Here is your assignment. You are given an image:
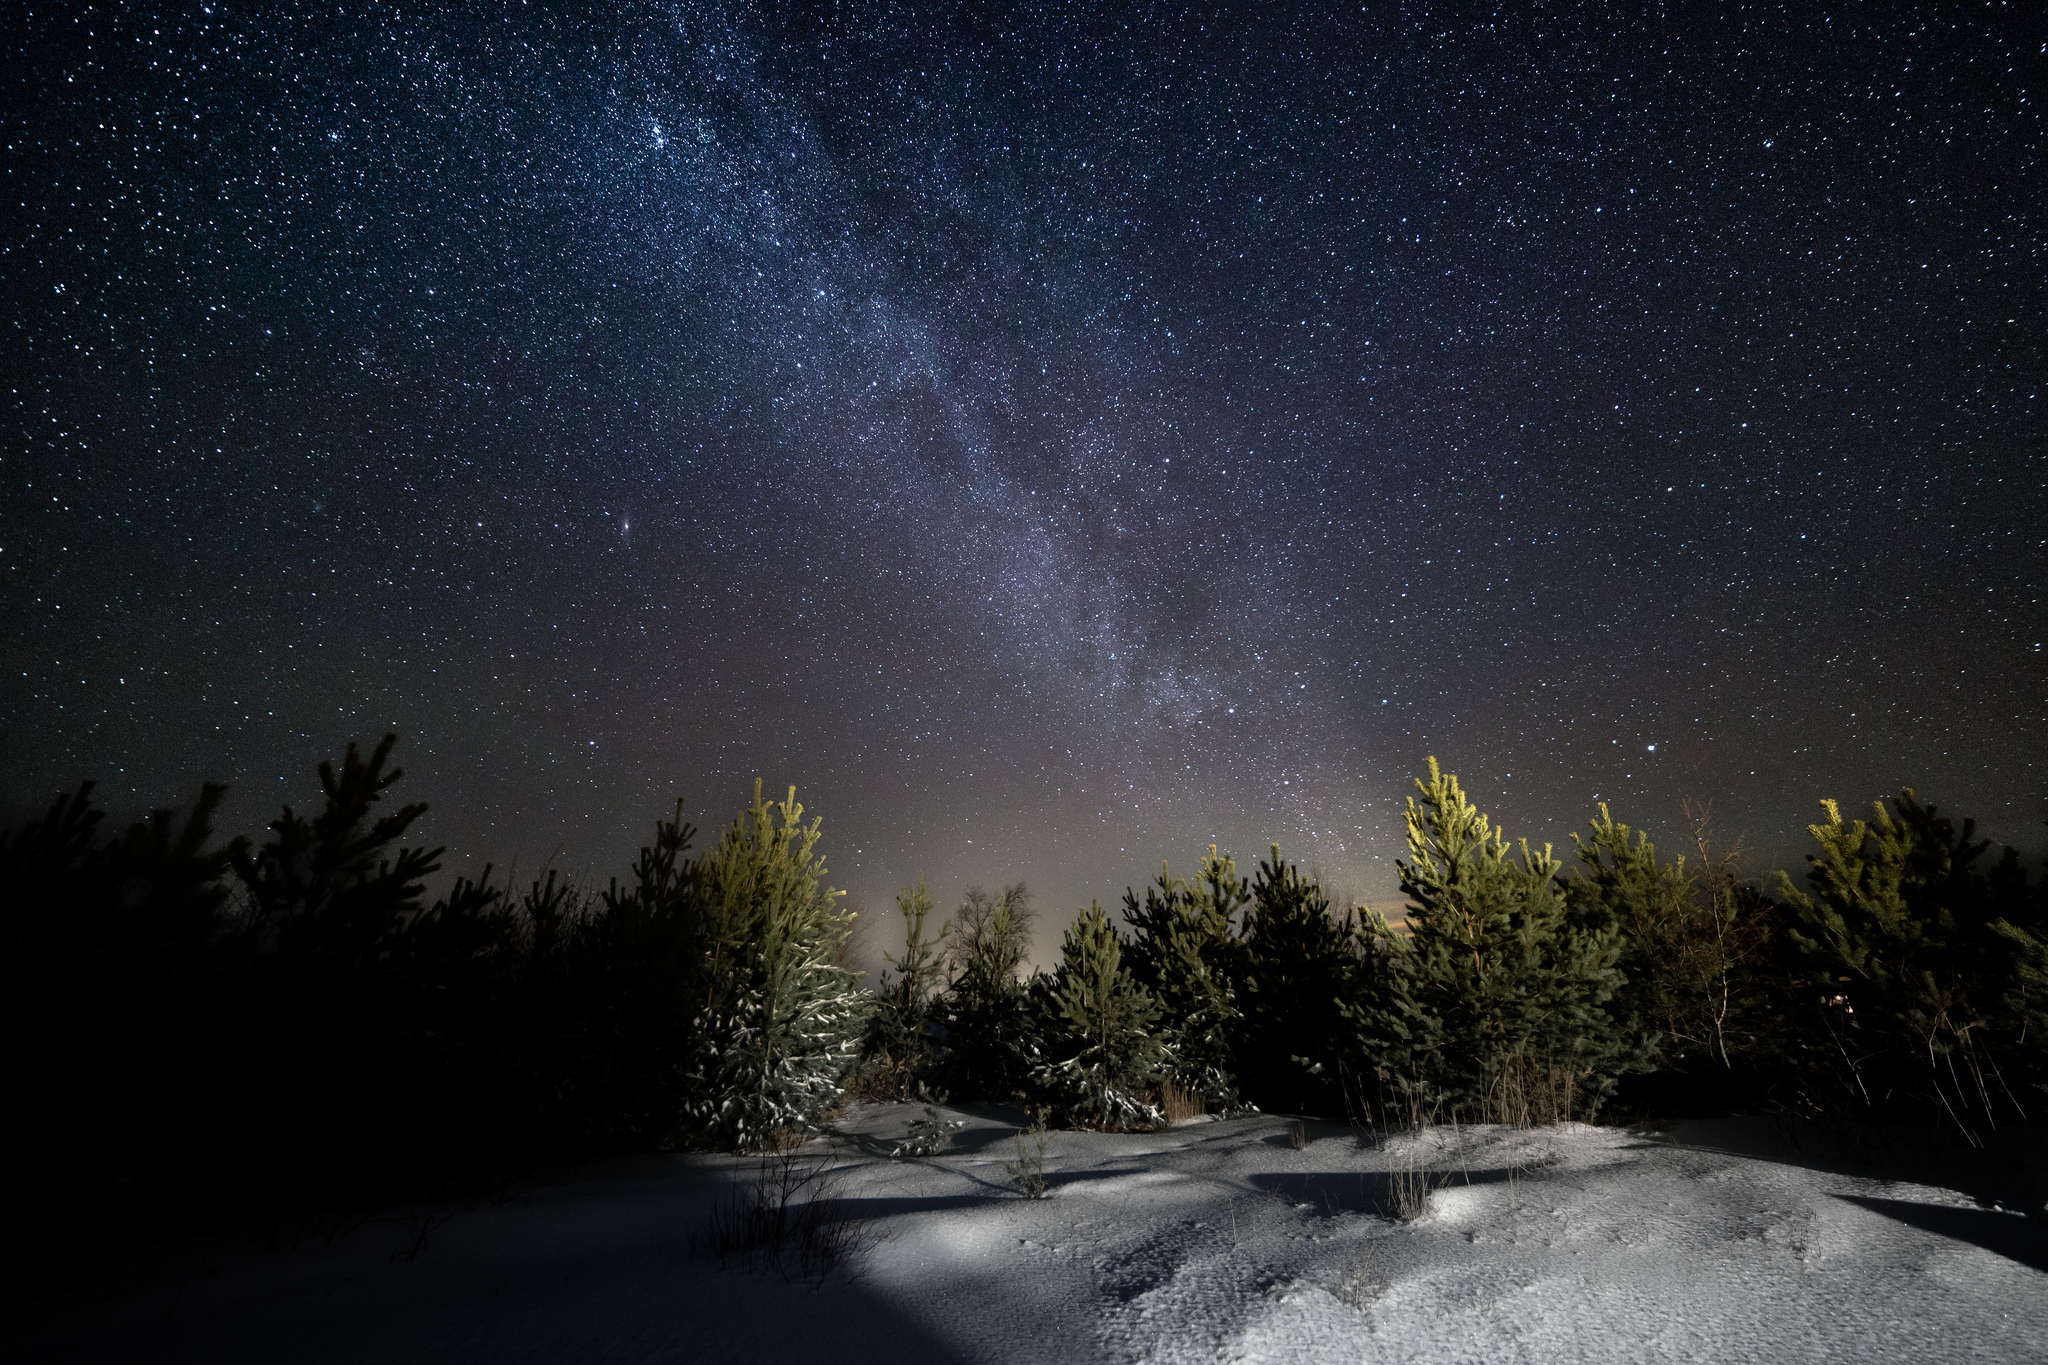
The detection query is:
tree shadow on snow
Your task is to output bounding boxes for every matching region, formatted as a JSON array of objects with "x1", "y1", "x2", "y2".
[
  {"x1": 823, "y1": 1102, "x2": 1032, "y2": 1160},
  {"x1": 1838, "y1": 1195, "x2": 2048, "y2": 1273},
  {"x1": 1631, "y1": 1116, "x2": 2048, "y2": 1225},
  {"x1": 1255, "y1": 1118, "x2": 1357, "y2": 1148},
  {"x1": 1248, "y1": 1168, "x2": 1524, "y2": 1218},
  {"x1": 9, "y1": 1170, "x2": 984, "y2": 1365},
  {"x1": 937, "y1": 1103, "x2": 1036, "y2": 1155}
]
